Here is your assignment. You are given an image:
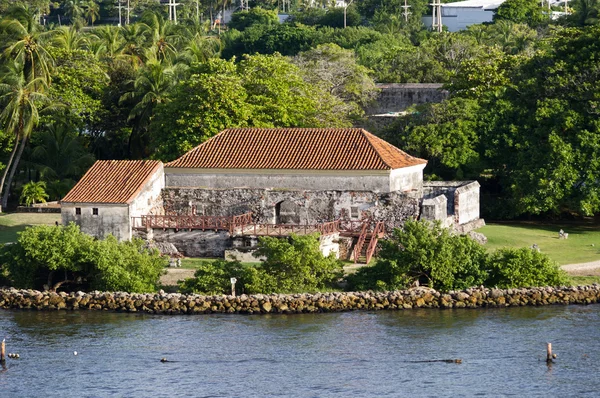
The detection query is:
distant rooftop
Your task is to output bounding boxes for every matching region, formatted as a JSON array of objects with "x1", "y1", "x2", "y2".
[{"x1": 62, "y1": 160, "x2": 162, "y2": 204}]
